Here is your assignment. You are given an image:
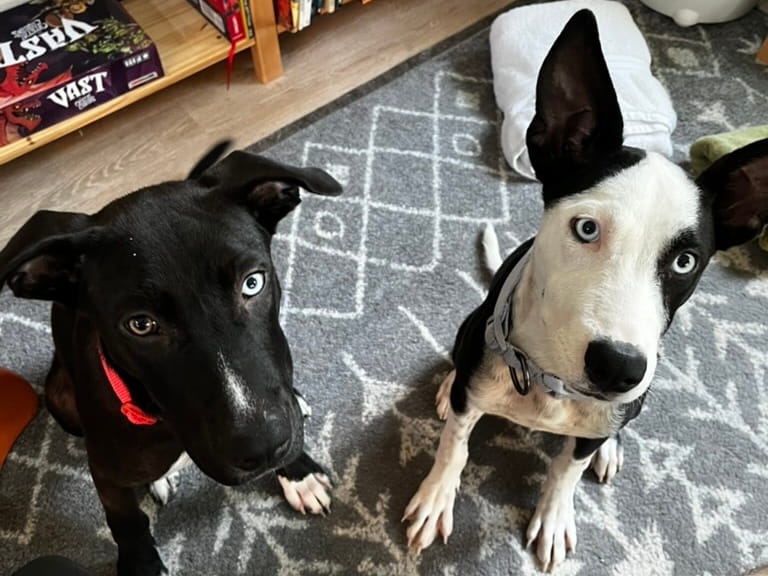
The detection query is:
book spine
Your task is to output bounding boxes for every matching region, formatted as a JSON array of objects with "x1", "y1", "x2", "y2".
[
  {"x1": 275, "y1": 0, "x2": 291, "y2": 31},
  {"x1": 290, "y1": 0, "x2": 300, "y2": 31},
  {"x1": 299, "y1": 0, "x2": 311, "y2": 29},
  {"x1": 239, "y1": 0, "x2": 254, "y2": 38}
]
